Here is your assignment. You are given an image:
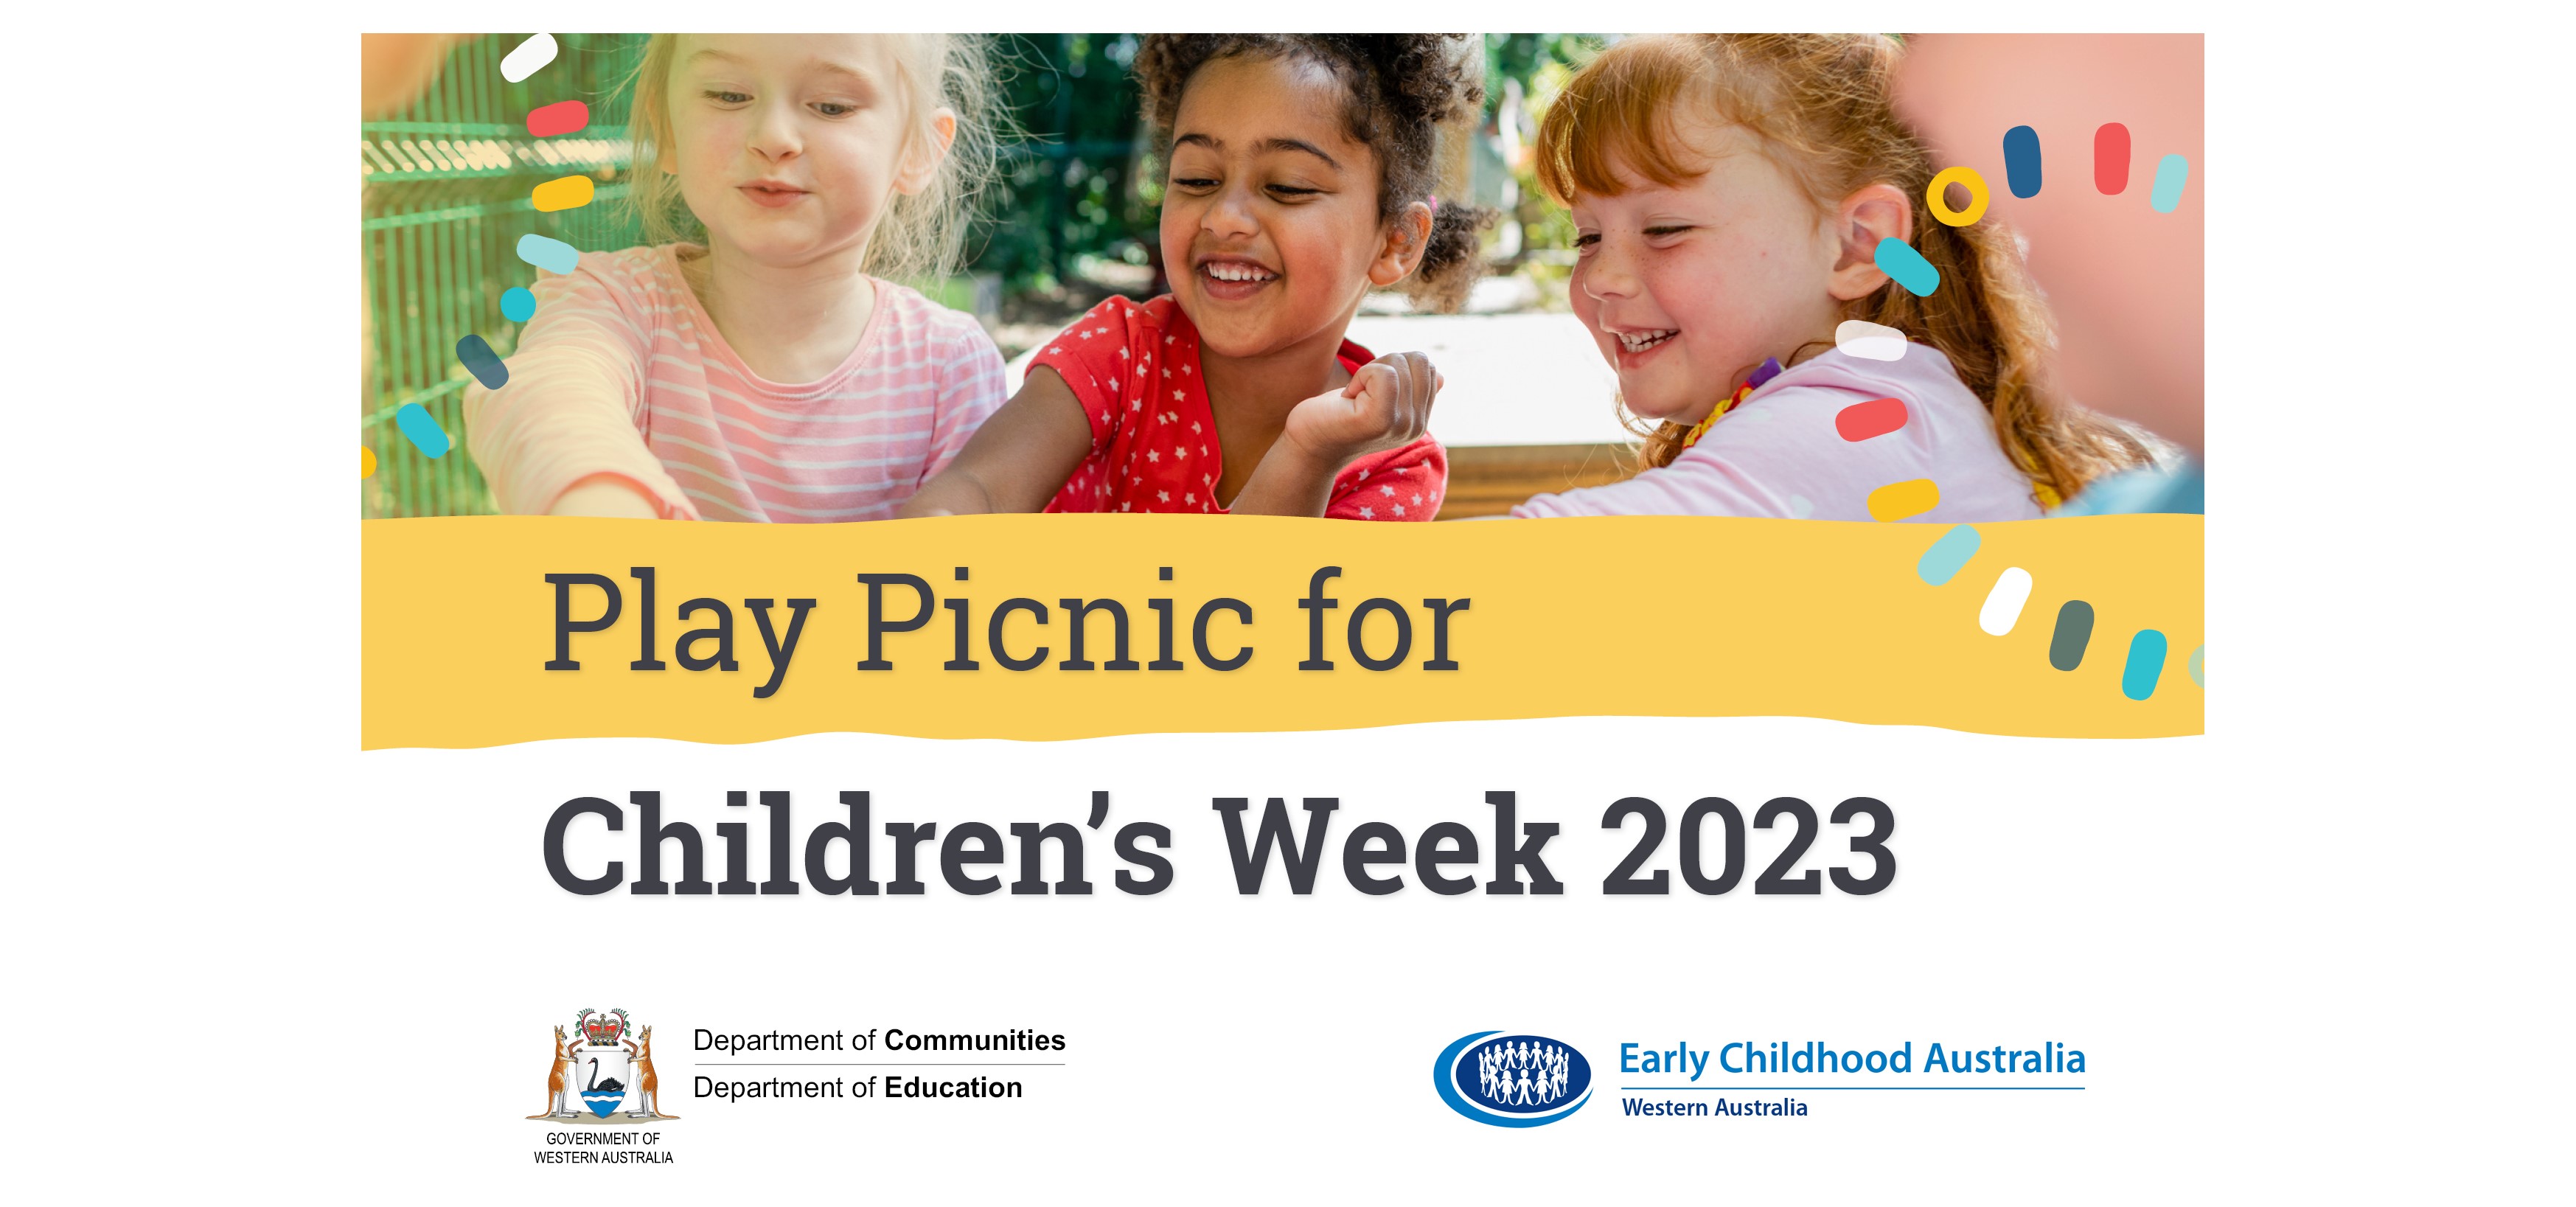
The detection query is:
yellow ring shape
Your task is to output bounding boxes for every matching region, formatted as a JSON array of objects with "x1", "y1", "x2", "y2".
[{"x1": 1926, "y1": 166, "x2": 1990, "y2": 227}]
